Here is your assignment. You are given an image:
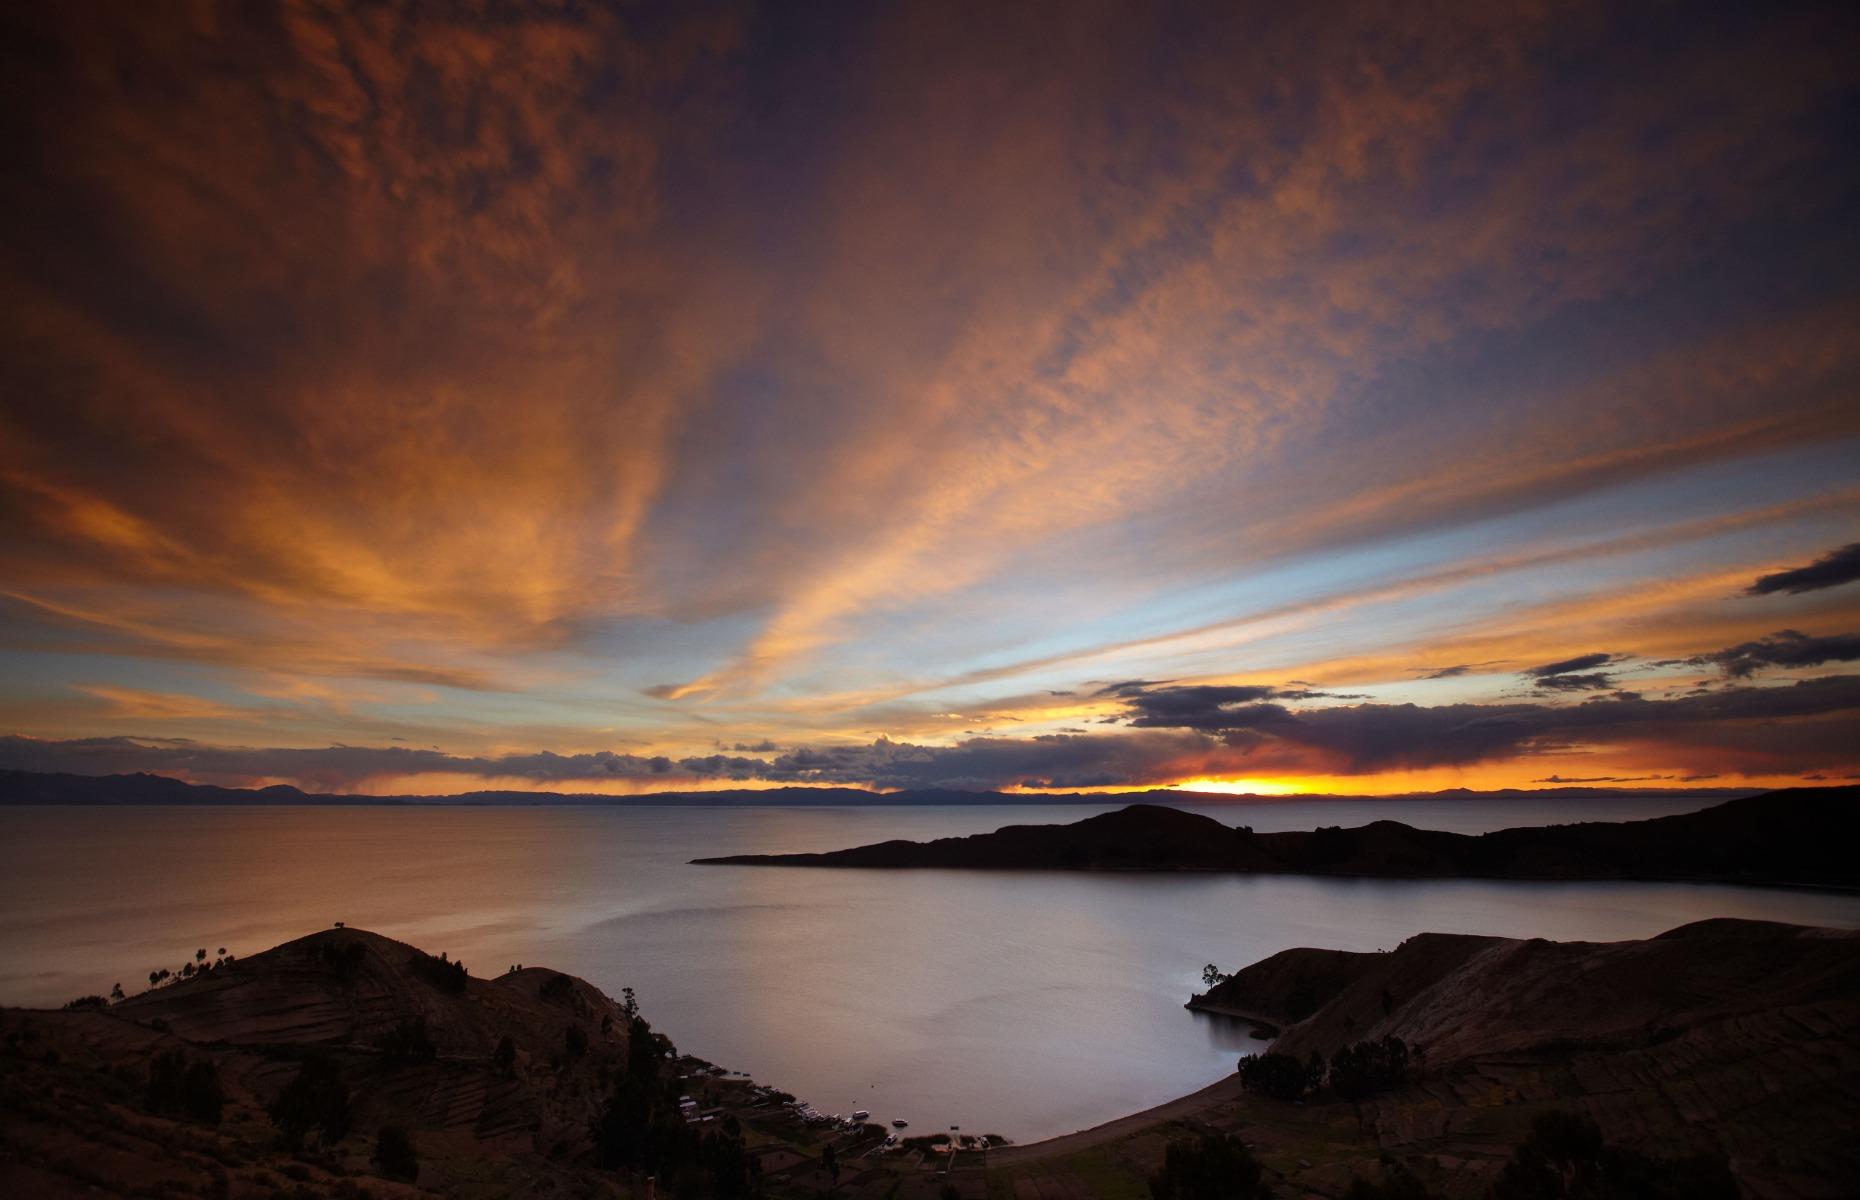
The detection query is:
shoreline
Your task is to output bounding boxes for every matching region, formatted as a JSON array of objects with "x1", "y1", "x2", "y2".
[
  {"x1": 991, "y1": 1070, "x2": 1247, "y2": 1163},
  {"x1": 1183, "y1": 999, "x2": 1281, "y2": 1038}
]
